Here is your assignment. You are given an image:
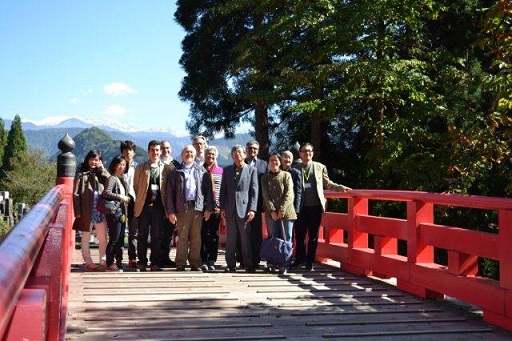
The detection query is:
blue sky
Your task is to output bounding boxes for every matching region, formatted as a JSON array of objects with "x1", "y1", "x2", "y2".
[{"x1": 0, "y1": 1, "x2": 191, "y2": 135}]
